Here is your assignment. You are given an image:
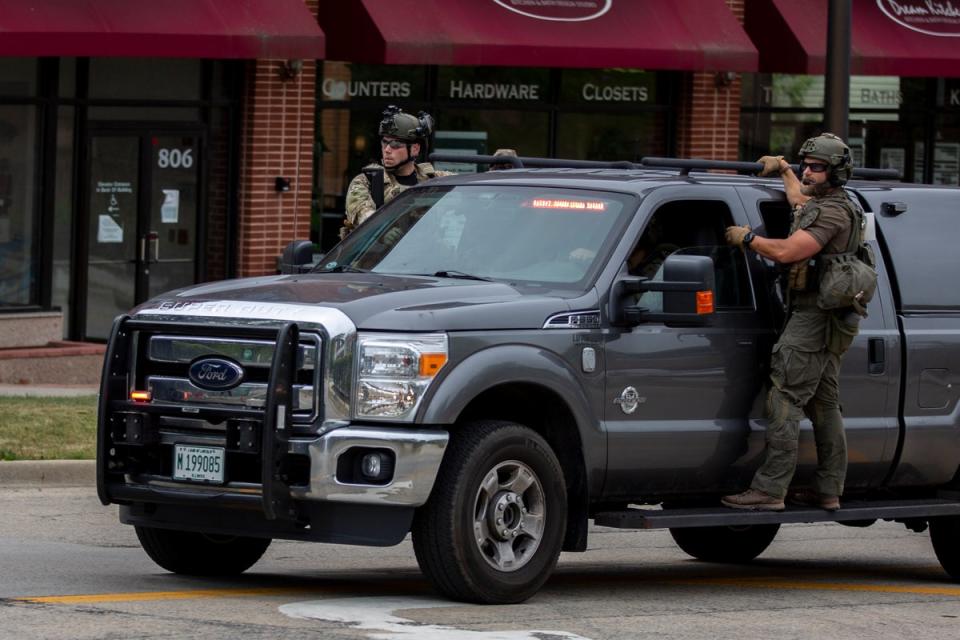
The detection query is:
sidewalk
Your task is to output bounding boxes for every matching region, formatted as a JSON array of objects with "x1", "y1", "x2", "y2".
[
  {"x1": 0, "y1": 384, "x2": 98, "y2": 487},
  {"x1": 0, "y1": 383, "x2": 99, "y2": 397}
]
